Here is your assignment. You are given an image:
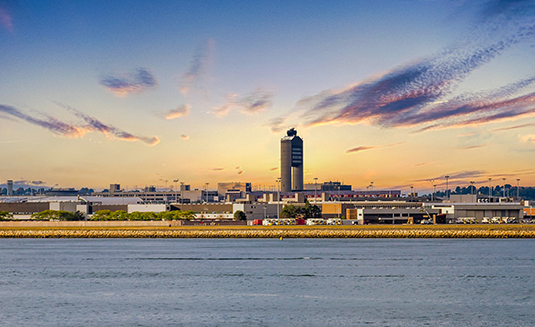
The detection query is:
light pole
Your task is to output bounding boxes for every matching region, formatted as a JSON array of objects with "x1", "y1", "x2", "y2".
[
  {"x1": 174, "y1": 179, "x2": 179, "y2": 203},
  {"x1": 314, "y1": 177, "x2": 318, "y2": 204},
  {"x1": 470, "y1": 181, "x2": 475, "y2": 196},
  {"x1": 502, "y1": 178, "x2": 506, "y2": 198},
  {"x1": 180, "y1": 182, "x2": 185, "y2": 204},
  {"x1": 410, "y1": 186, "x2": 414, "y2": 200},
  {"x1": 433, "y1": 184, "x2": 437, "y2": 202},
  {"x1": 263, "y1": 205, "x2": 267, "y2": 219},
  {"x1": 370, "y1": 182, "x2": 374, "y2": 192},
  {"x1": 517, "y1": 179, "x2": 520, "y2": 200},
  {"x1": 204, "y1": 183, "x2": 209, "y2": 203},
  {"x1": 430, "y1": 179, "x2": 434, "y2": 201},
  {"x1": 488, "y1": 178, "x2": 492, "y2": 198},
  {"x1": 445, "y1": 175, "x2": 450, "y2": 200},
  {"x1": 276, "y1": 177, "x2": 281, "y2": 219}
]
